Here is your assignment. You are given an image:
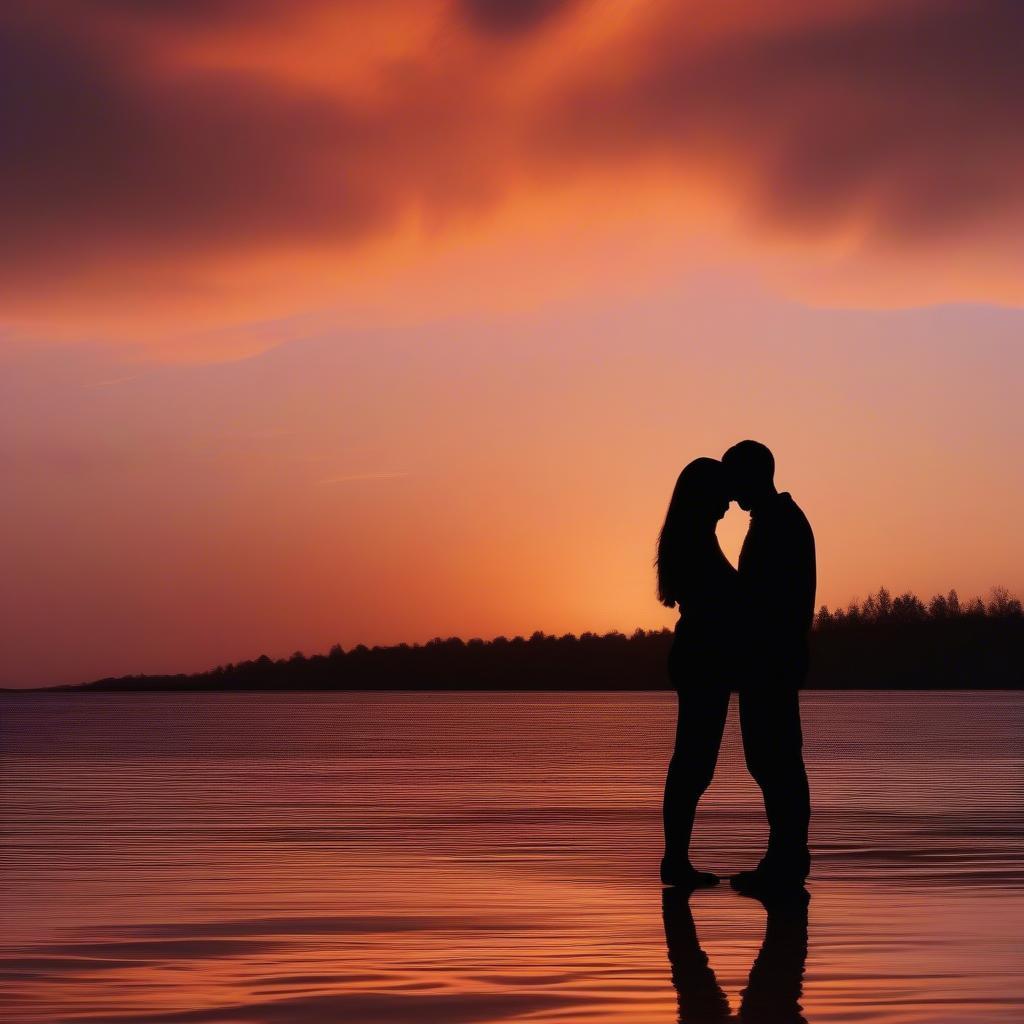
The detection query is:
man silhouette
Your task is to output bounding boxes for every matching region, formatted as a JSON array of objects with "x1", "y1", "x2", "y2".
[{"x1": 722, "y1": 440, "x2": 814, "y2": 890}]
